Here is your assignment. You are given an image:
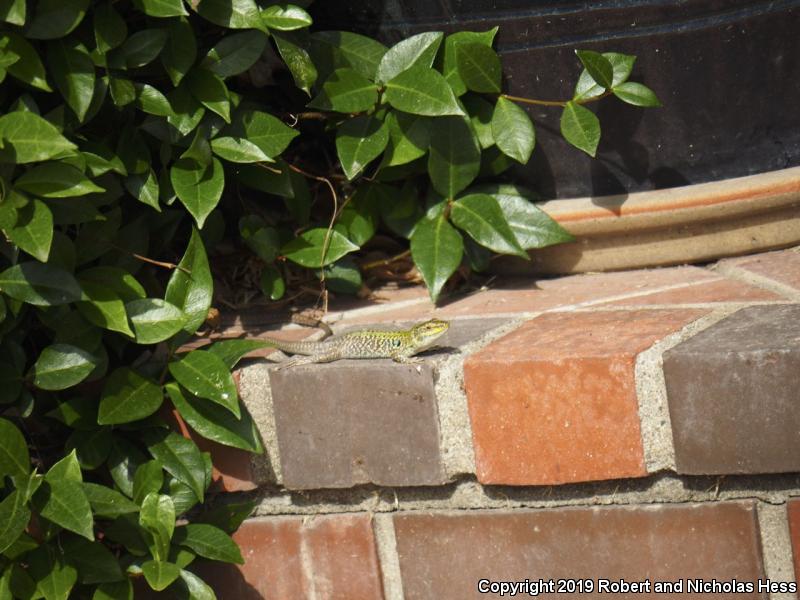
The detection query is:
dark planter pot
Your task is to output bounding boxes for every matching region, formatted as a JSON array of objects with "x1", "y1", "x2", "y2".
[{"x1": 311, "y1": 0, "x2": 800, "y2": 200}]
